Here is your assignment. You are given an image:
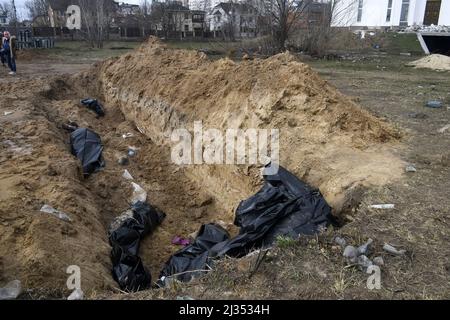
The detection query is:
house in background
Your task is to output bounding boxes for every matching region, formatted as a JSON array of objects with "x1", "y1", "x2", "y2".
[
  {"x1": 0, "y1": 10, "x2": 9, "y2": 27},
  {"x1": 191, "y1": 10, "x2": 206, "y2": 37},
  {"x1": 207, "y1": 2, "x2": 258, "y2": 38},
  {"x1": 332, "y1": 0, "x2": 450, "y2": 28},
  {"x1": 117, "y1": 2, "x2": 141, "y2": 15},
  {"x1": 150, "y1": 1, "x2": 199, "y2": 37}
]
